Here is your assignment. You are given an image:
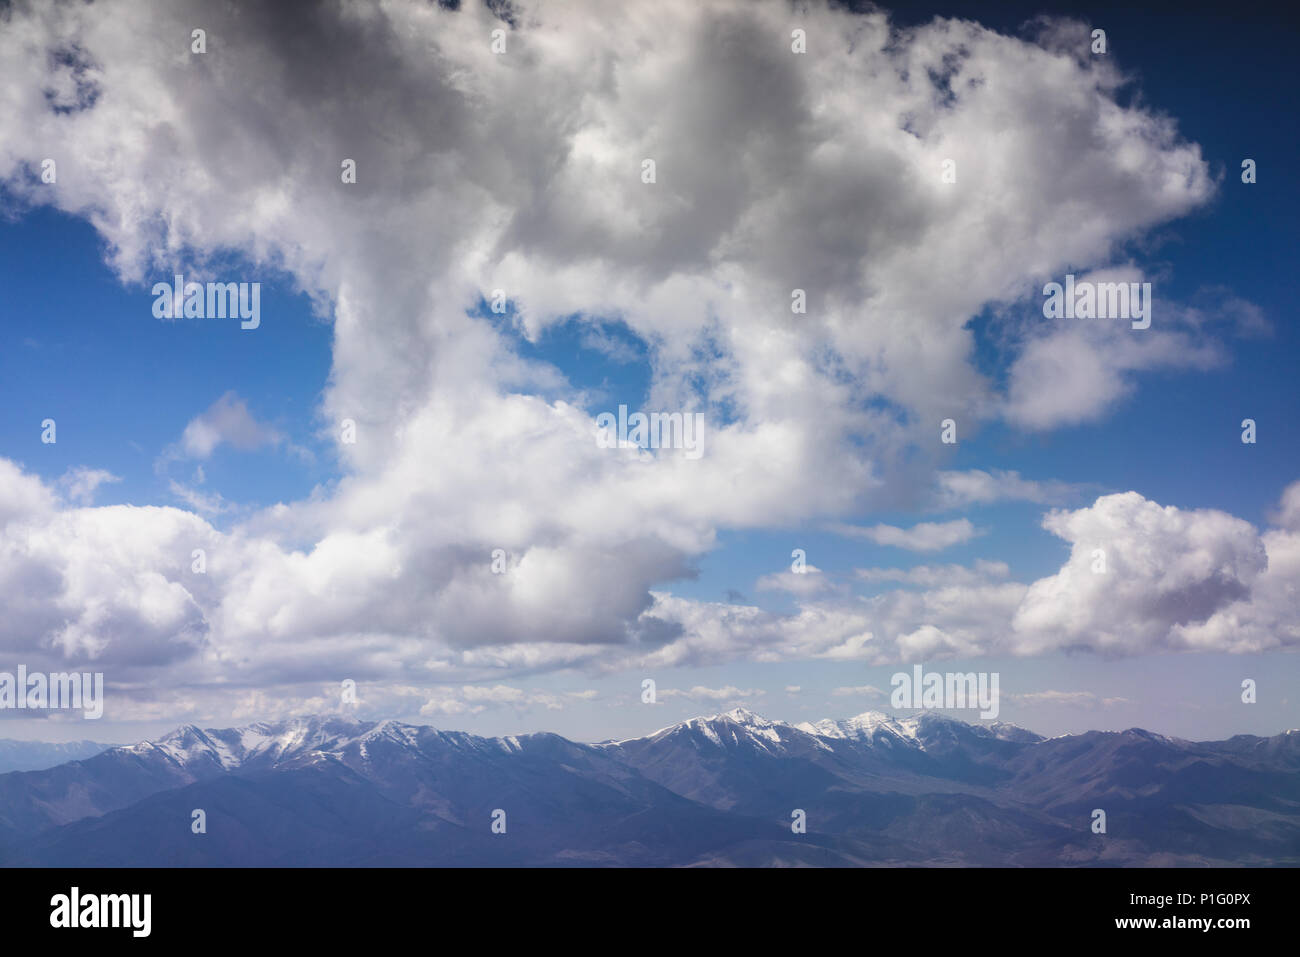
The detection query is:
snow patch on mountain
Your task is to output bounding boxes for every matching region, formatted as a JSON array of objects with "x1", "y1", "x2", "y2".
[{"x1": 117, "y1": 708, "x2": 1050, "y2": 772}]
